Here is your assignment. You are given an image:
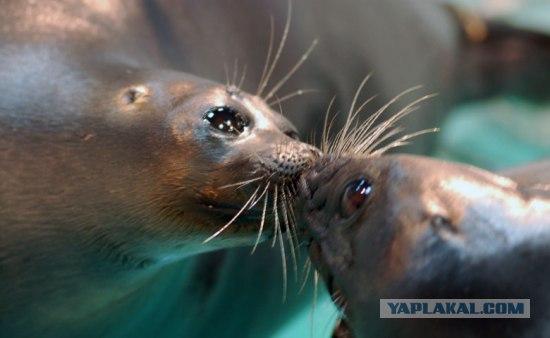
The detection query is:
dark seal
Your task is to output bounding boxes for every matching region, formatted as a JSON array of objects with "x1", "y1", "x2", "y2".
[{"x1": 301, "y1": 155, "x2": 550, "y2": 338}]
